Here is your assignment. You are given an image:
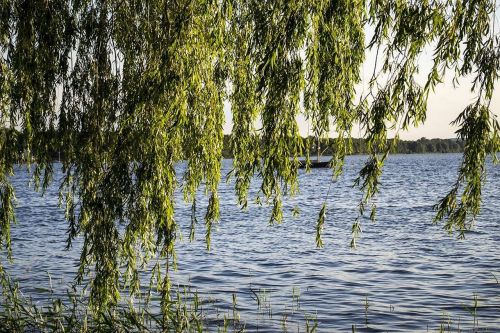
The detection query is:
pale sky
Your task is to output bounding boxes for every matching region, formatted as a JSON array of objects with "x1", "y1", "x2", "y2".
[
  {"x1": 223, "y1": 33, "x2": 500, "y2": 141},
  {"x1": 223, "y1": 74, "x2": 500, "y2": 141}
]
